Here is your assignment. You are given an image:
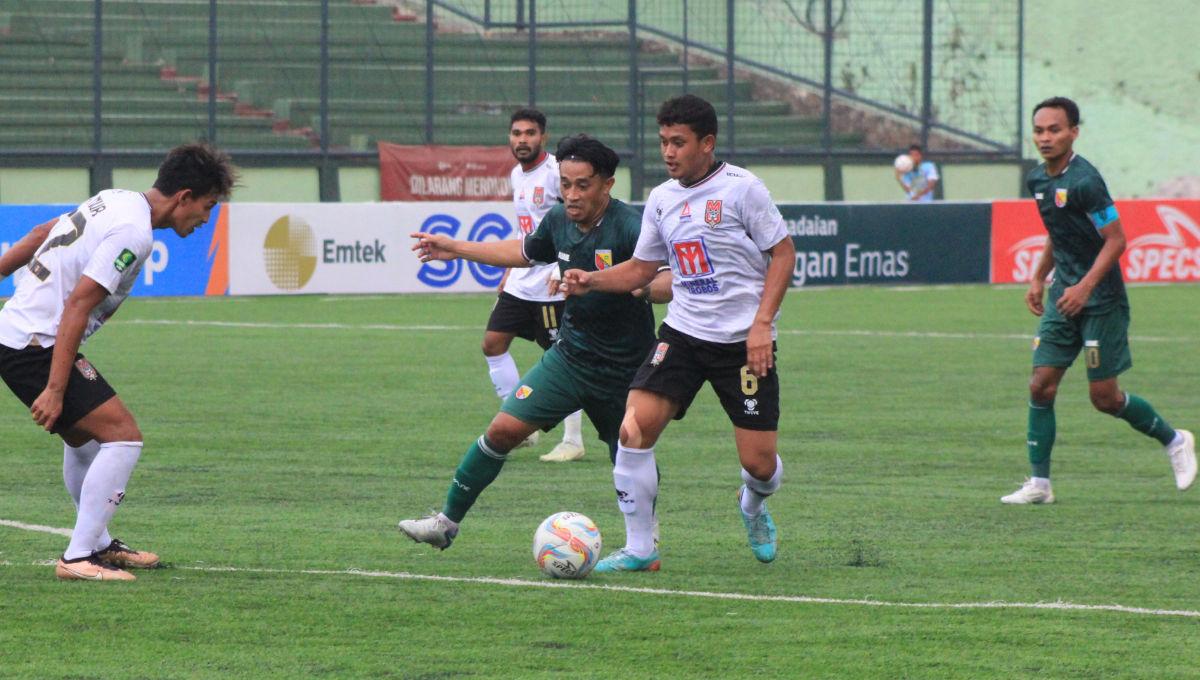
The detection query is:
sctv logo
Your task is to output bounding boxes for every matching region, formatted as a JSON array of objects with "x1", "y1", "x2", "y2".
[{"x1": 416, "y1": 212, "x2": 513, "y2": 288}]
